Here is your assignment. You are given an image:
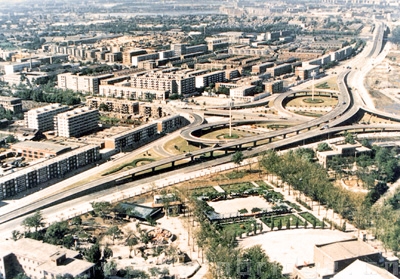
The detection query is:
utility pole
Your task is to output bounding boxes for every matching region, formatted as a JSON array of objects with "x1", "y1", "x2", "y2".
[
  {"x1": 229, "y1": 99, "x2": 234, "y2": 137},
  {"x1": 311, "y1": 71, "x2": 316, "y2": 101}
]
